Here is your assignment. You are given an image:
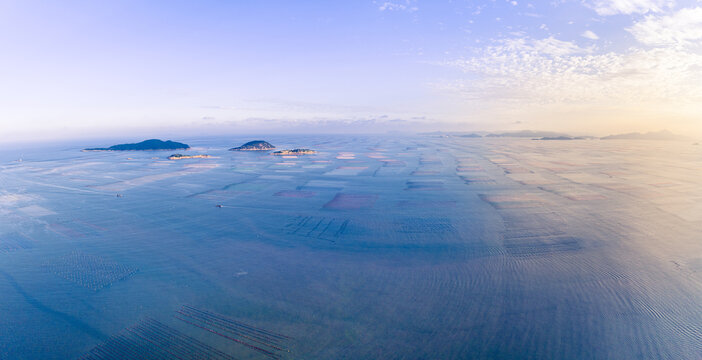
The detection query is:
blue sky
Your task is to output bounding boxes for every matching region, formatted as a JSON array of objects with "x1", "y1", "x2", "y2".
[{"x1": 1, "y1": 0, "x2": 701, "y2": 140}]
